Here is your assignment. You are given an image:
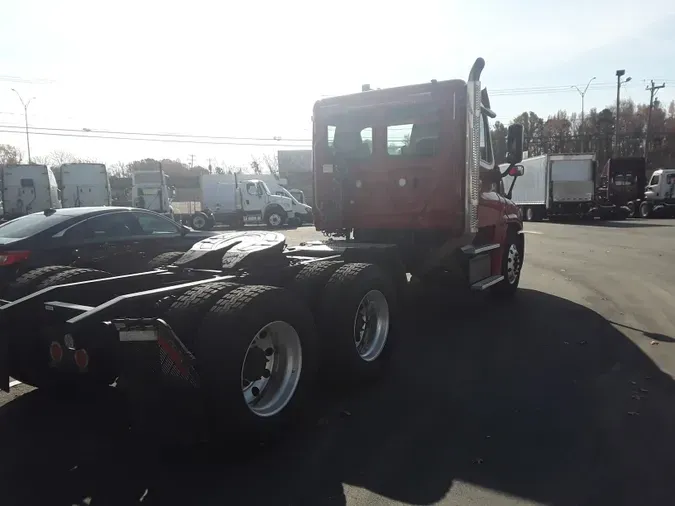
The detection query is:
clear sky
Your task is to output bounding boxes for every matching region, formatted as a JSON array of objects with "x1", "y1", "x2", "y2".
[{"x1": 2, "y1": 0, "x2": 675, "y2": 168}]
